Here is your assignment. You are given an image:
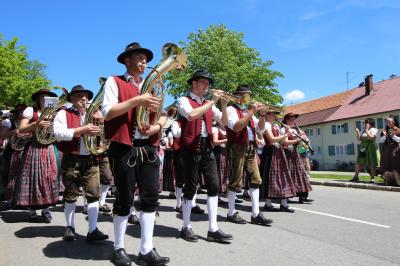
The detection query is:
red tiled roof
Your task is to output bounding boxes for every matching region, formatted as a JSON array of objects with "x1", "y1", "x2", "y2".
[
  {"x1": 285, "y1": 89, "x2": 356, "y2": 115},
  {"x1": 295, "y1": 107, "x2": 340, "y2": 126},
  {"x1": 326, "y1": 77, "x2": 400, "y2": 122}
]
